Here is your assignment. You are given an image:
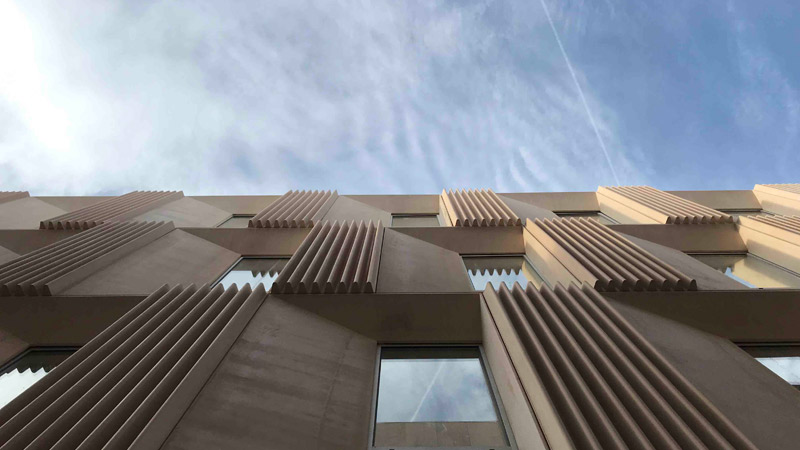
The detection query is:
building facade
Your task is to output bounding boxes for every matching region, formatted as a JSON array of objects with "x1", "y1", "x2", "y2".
[{"x1": 0, "y1": 185, "x2": 798, "y2": 449}]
